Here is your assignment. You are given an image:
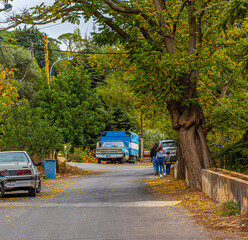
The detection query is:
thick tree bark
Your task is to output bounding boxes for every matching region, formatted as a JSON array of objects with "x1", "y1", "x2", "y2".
[
  {"x1": 177, "y1": 142, "x2": 185, "y2": 180},
  {"x1": 168, "y1": 98, "x2": 210, "y2": 190}
]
